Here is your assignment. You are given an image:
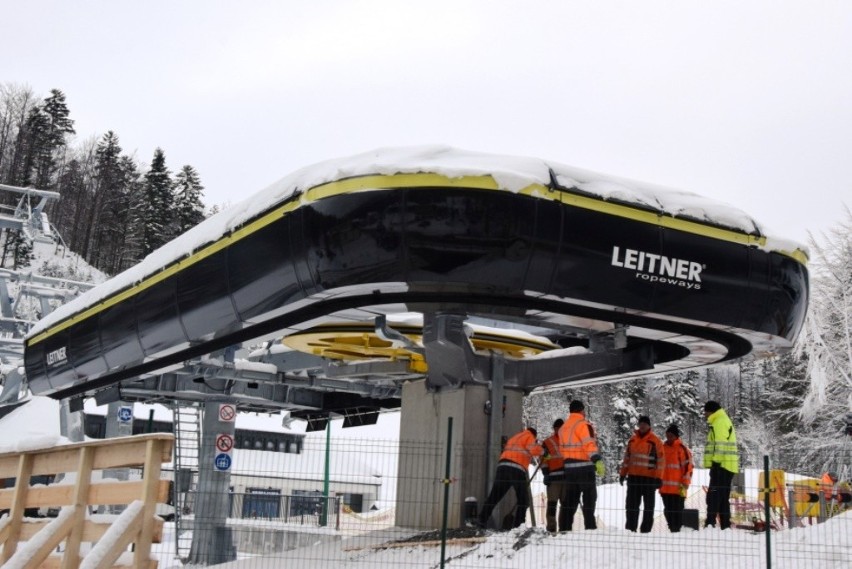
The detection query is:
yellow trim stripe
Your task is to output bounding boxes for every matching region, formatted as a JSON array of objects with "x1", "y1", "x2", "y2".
[{"x1": 27, "y1": 172, "x2": 807, "y2": 346}]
